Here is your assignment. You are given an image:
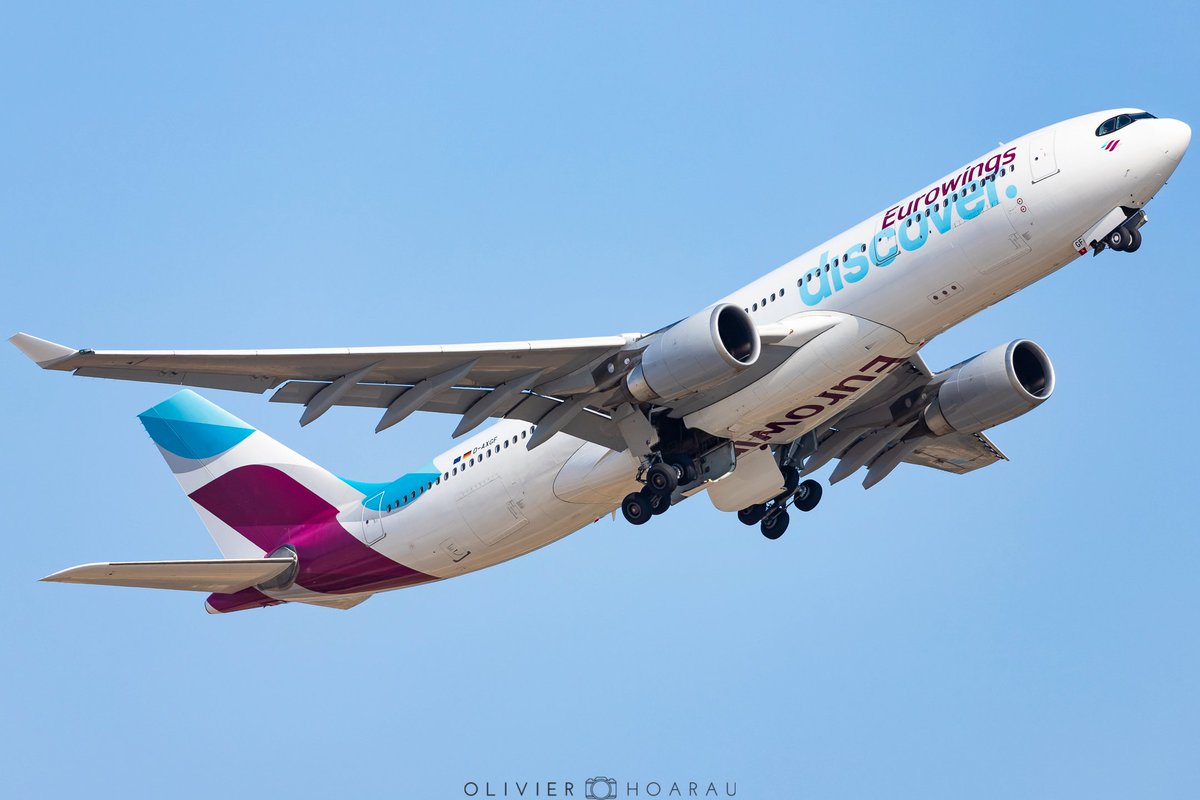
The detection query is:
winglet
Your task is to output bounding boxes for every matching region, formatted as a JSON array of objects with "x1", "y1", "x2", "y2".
[{"x1": 9, "y1": 332, "x2": 78, "y2": 367}]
